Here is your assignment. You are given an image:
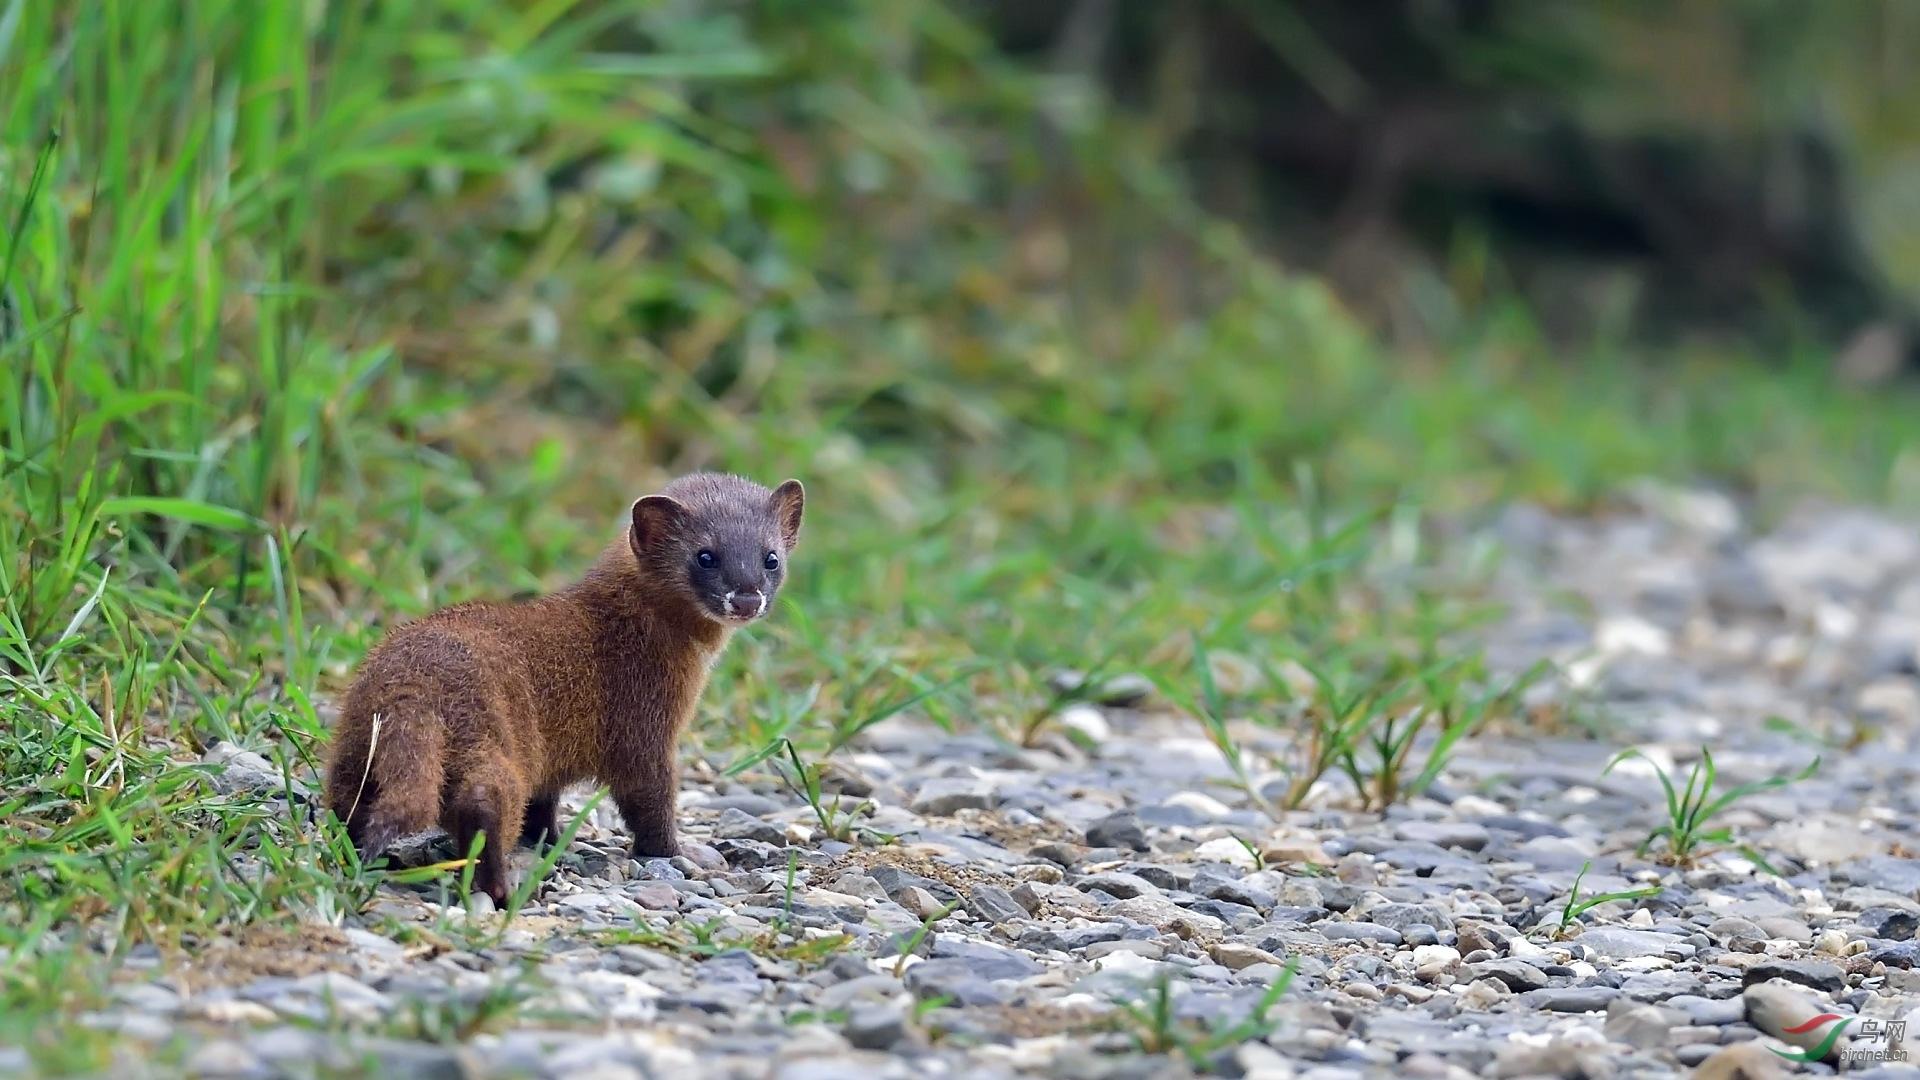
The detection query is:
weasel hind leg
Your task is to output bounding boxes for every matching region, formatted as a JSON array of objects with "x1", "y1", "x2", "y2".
[
  {"x1": 447, "y1": 763, "x2": 527, "y2": 906},
  {"x1": 519, "y1": 792, "x2": 560, "y2": 850}
]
